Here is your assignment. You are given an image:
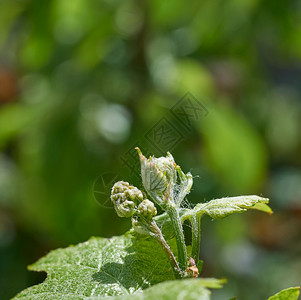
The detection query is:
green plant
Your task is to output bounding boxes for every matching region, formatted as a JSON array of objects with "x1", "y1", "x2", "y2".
[{"x1": 13, "y1": 149, "x2": 300, "y2": 300}]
